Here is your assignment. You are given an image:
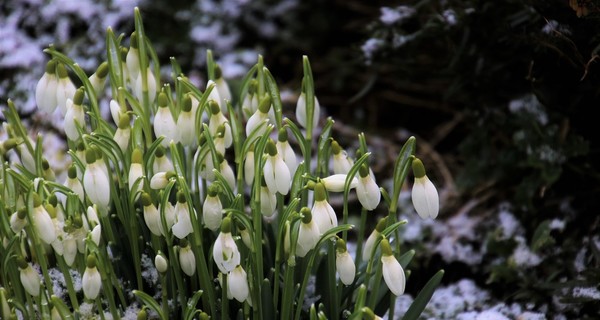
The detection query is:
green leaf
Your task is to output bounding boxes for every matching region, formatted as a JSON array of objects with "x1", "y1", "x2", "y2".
[
  {"x1": 402, "y1": 270, "x2": 444, "y2": 320},
  {"x1": 134, "y1": 289, "x2": 166, "y2": 320}
]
